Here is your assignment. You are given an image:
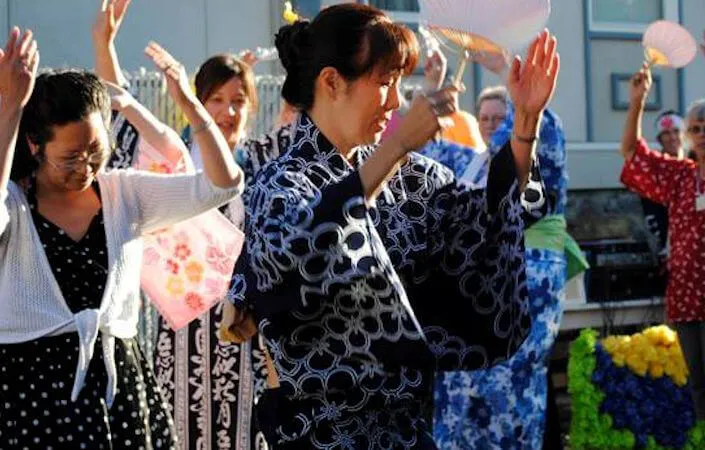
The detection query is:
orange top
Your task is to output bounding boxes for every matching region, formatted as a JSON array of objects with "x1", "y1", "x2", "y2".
[{"x1": 440, "y1": 110, "x2": 485, "y2": 150}]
